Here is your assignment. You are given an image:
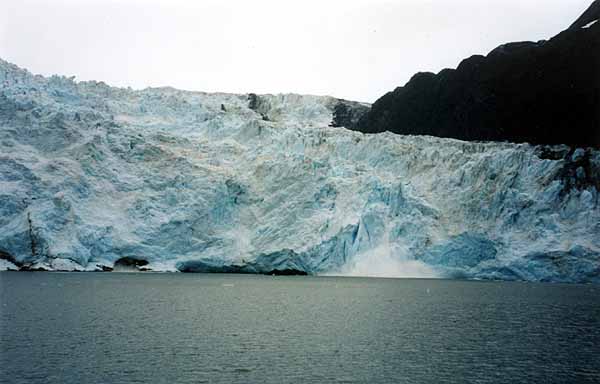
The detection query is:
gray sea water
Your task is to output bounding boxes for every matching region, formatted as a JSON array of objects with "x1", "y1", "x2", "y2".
[{"x1": 1, "y1": 273, "x2": 599, "y2": 384}]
